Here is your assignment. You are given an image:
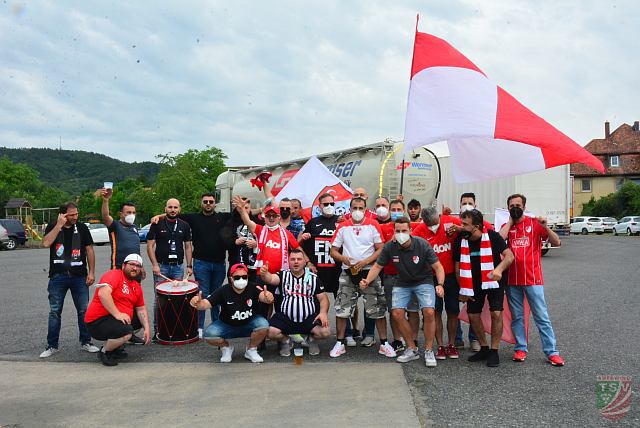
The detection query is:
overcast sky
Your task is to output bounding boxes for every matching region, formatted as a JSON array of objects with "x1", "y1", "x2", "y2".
[{"x1": 1, "y1": 0, "x2": 637, "y2": 167}]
